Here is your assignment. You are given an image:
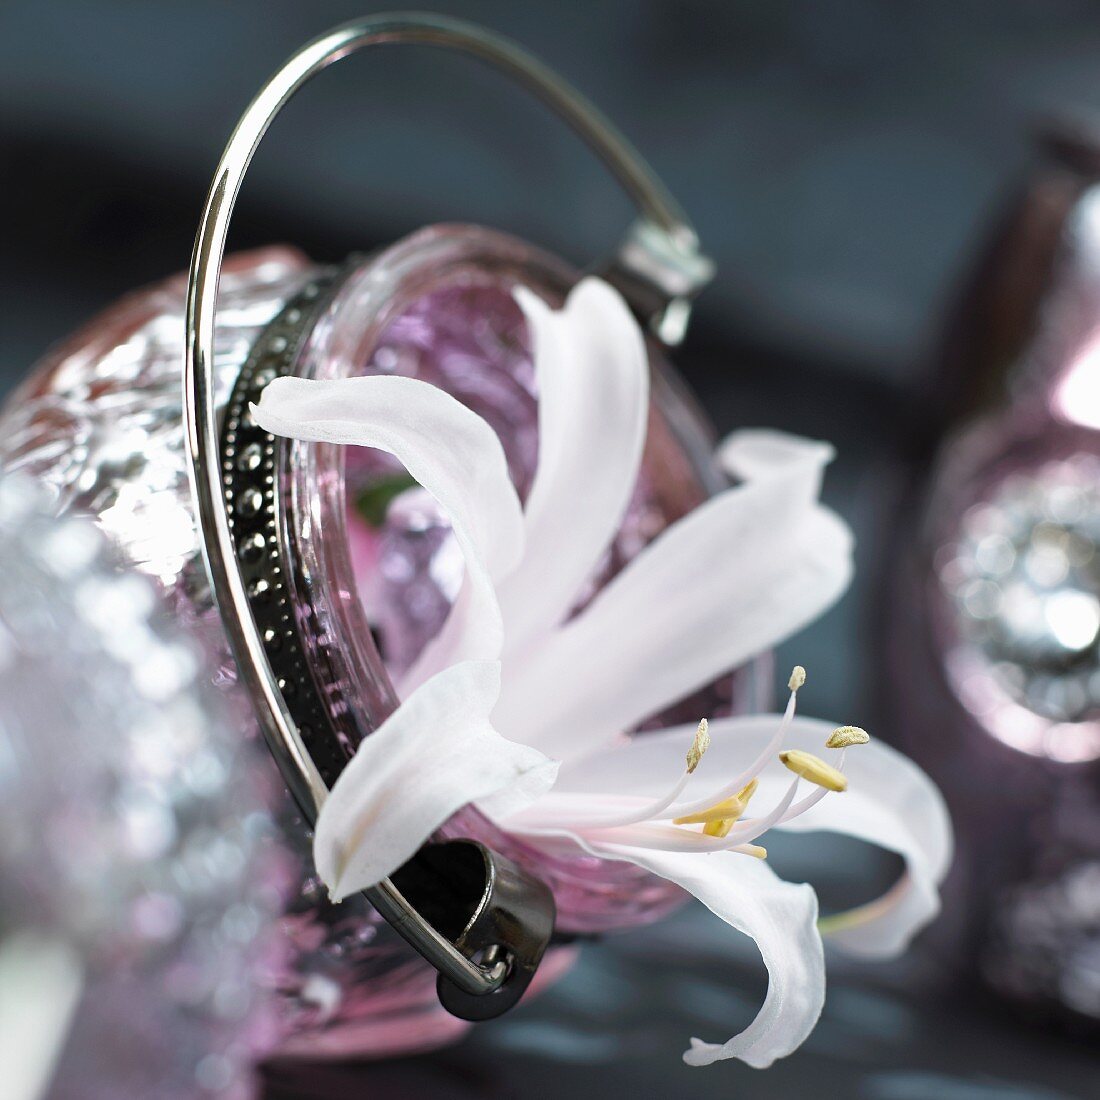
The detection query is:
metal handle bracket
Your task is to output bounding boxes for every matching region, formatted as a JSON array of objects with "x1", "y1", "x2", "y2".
[{"x1": 184, "y1": 11, "x2": 708, "y2": 1014}]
